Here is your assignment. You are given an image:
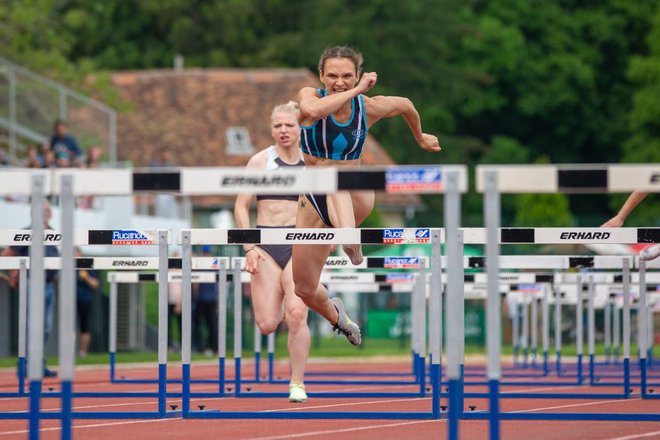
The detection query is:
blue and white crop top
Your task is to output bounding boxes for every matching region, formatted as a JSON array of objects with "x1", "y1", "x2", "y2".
[
  {"x1": 300, "y1": 89, "x2": 368, "y2": 161},
  {"x1": 255, "y1": 146, "x2": 304, "y2": 202}
]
